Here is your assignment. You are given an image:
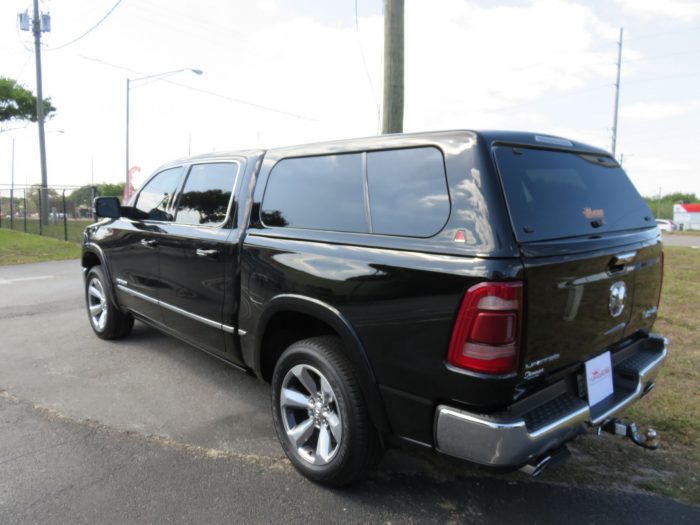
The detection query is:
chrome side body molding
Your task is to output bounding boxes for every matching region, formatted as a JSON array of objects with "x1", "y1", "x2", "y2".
[{"x1": 116, "y1": 284, "x2": 244, "y2": 335}]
